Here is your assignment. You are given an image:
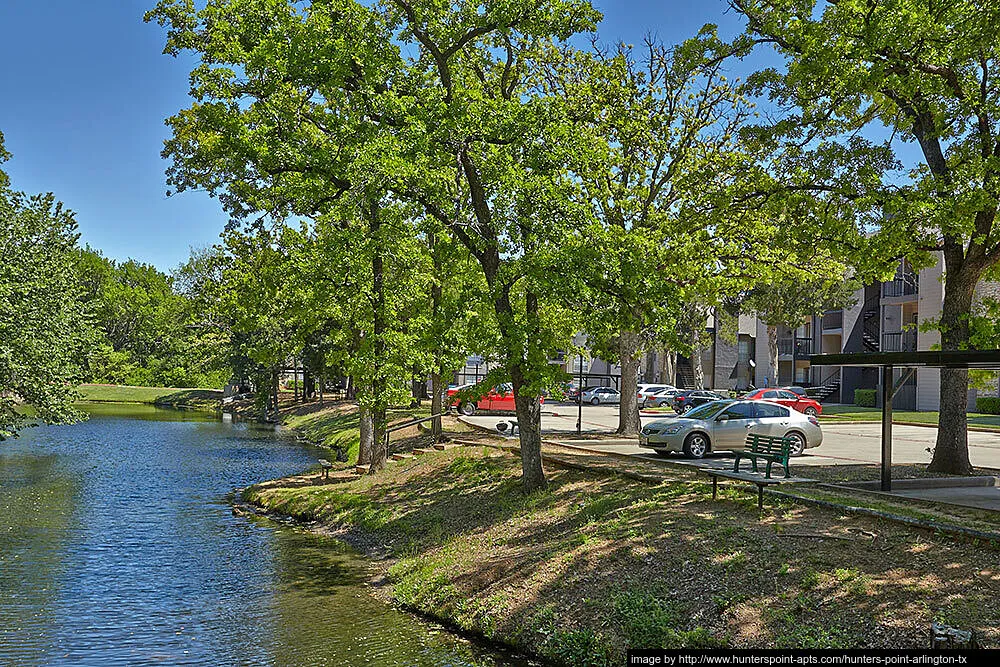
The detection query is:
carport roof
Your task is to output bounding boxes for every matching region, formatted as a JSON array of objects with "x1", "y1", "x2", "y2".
[{"x1": 809, "y1": 350, "x2": 1000, "y2": 369}]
